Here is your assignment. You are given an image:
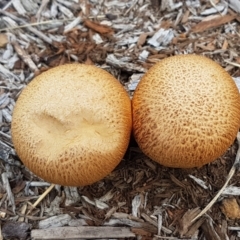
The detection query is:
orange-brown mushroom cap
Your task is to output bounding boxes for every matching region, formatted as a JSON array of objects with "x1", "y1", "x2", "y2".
[
  {"x1": 11, "y1": 64, "x2": 132, "y2": 186},
  {"x1": 132, "y1": 54, "x2": 240, "y2": 168}
]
